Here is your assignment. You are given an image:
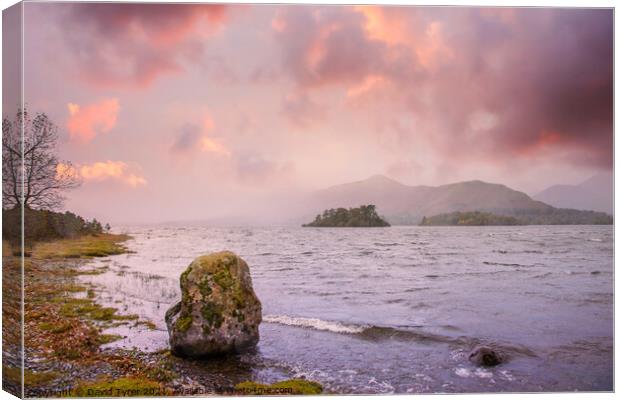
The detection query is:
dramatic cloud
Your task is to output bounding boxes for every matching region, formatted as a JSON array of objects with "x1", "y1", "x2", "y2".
[
  {"x1": 58, "y1": 3, "x2": 230, "y2": 88},
  {"x1": 58, "y1": 161, "x2": 147, "y2": 187},
  {"x1": 272, "y1": 7, "x2": 411, "y2": 89},
  {"x1": 272, "y1": 7, "x2": 613, "y2": 168},
  {"x1": 21, "y1": 4, "x2": 613, "y2": 223}
]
